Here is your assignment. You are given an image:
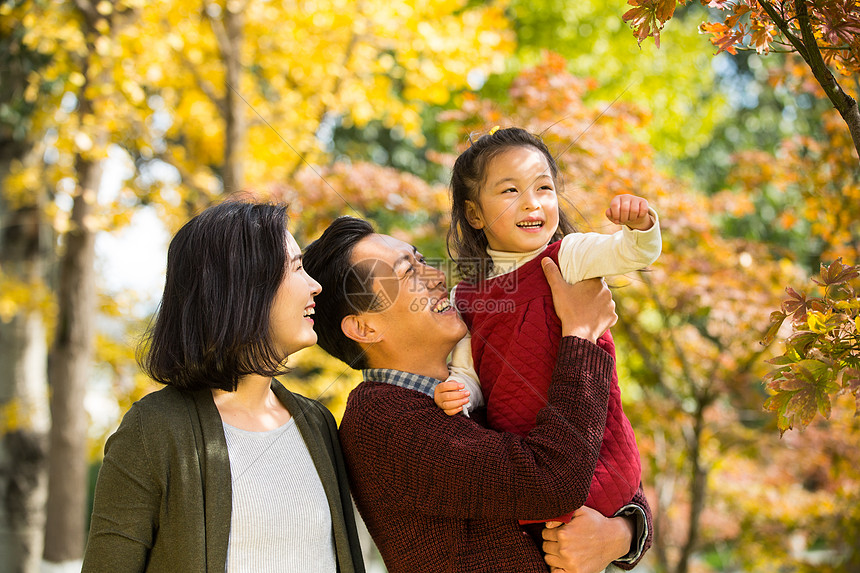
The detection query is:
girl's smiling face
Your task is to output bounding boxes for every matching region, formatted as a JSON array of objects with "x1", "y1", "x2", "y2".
[{"x1": 465, "y1": 145, "x2": 560, "y2": 254}]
